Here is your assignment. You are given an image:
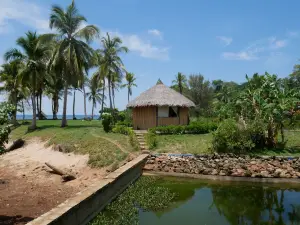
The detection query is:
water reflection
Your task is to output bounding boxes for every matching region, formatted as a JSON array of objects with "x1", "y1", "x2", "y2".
[{"x1": 139, "y1": 179, "x2": 300, "y2": 225}]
